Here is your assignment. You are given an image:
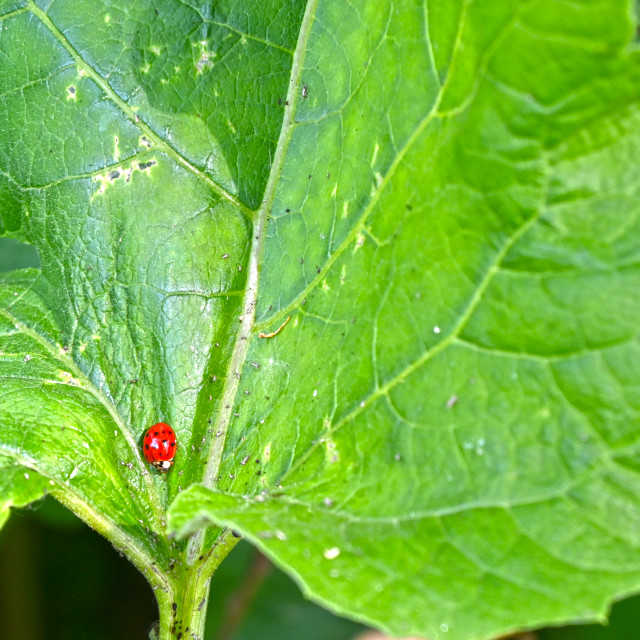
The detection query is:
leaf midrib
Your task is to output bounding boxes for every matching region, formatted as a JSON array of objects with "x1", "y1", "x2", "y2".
[
  {"x1": 183, "y1": 0, "x2": 321, "y2": 565},
  {"x1": 200, "y1": 0, "x2": 321, "y2": 492}
]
